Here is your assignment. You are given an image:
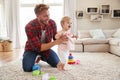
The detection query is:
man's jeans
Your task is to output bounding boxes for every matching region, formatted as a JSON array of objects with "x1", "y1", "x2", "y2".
[{"x1": 22, "y1": 49, "x2": 60, "y2": 72}]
